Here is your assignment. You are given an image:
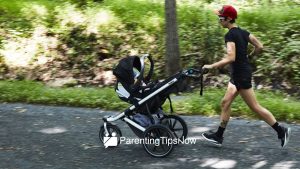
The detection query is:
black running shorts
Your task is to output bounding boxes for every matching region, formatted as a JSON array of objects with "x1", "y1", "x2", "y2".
[{"x1": 230, "y1": 77, "x2": 252, "y2": 90}]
